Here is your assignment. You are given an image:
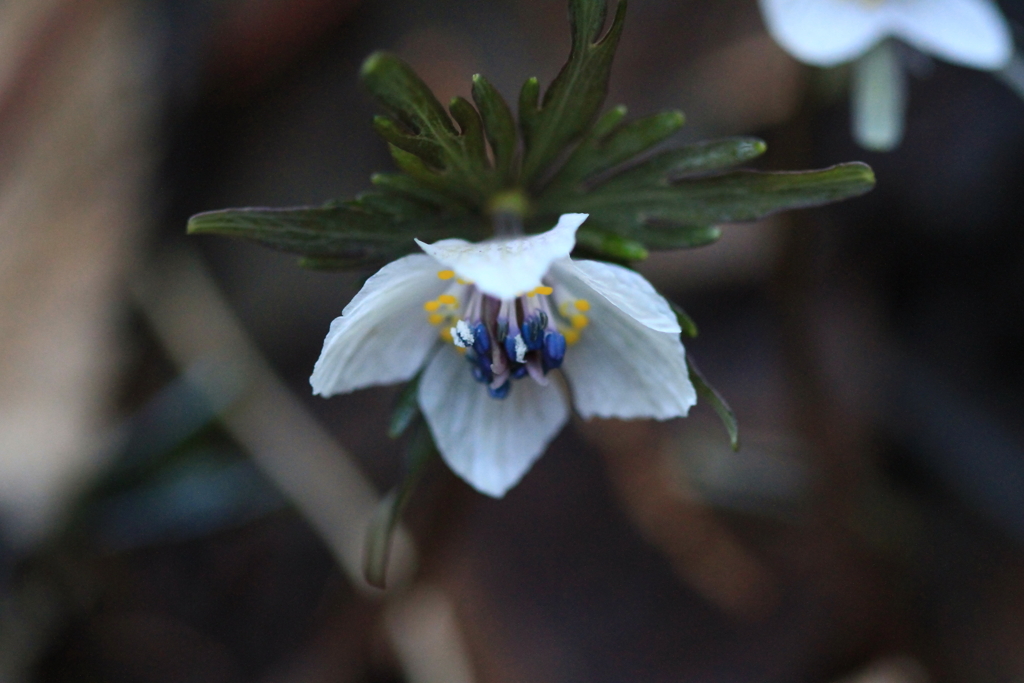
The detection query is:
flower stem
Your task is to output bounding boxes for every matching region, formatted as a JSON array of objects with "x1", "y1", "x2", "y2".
[{"x1": 851, "y1": 39, "x2": 905, "y2": 152}]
